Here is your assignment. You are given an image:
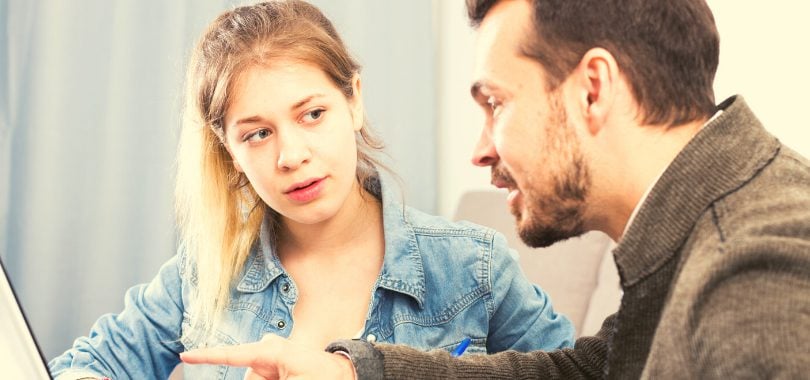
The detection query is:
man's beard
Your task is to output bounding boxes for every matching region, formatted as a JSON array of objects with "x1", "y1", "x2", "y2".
[{"x1": 492, "y1": 100, "x2": 590, "y2": 248}]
